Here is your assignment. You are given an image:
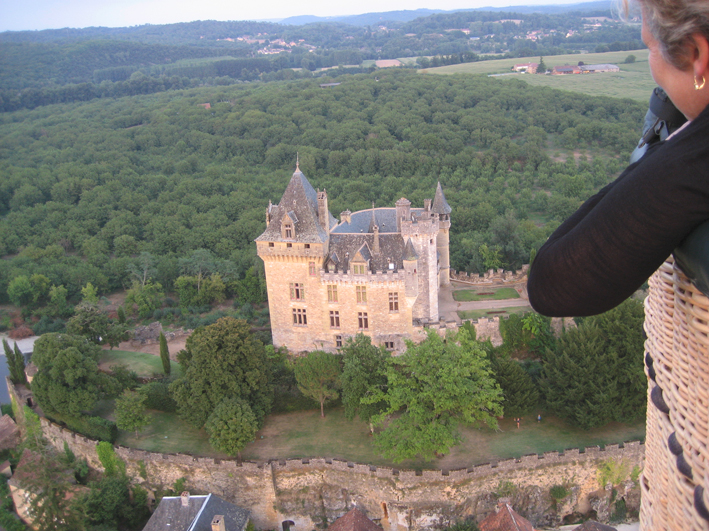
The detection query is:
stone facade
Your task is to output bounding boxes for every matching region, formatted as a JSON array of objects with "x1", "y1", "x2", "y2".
[{"x1": 256, "y1": 167, "x2": 451, "y2": 353}]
